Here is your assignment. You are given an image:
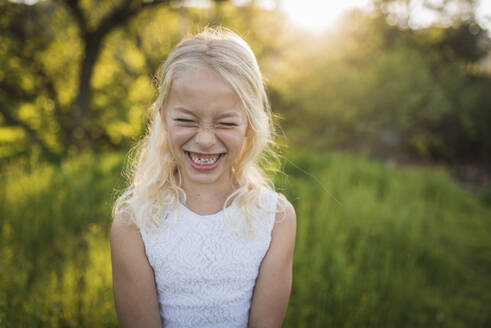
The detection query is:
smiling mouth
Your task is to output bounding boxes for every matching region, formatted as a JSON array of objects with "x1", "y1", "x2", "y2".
[{"x1": 184, "y1": 151, "x2": 226, "y2": 167}]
